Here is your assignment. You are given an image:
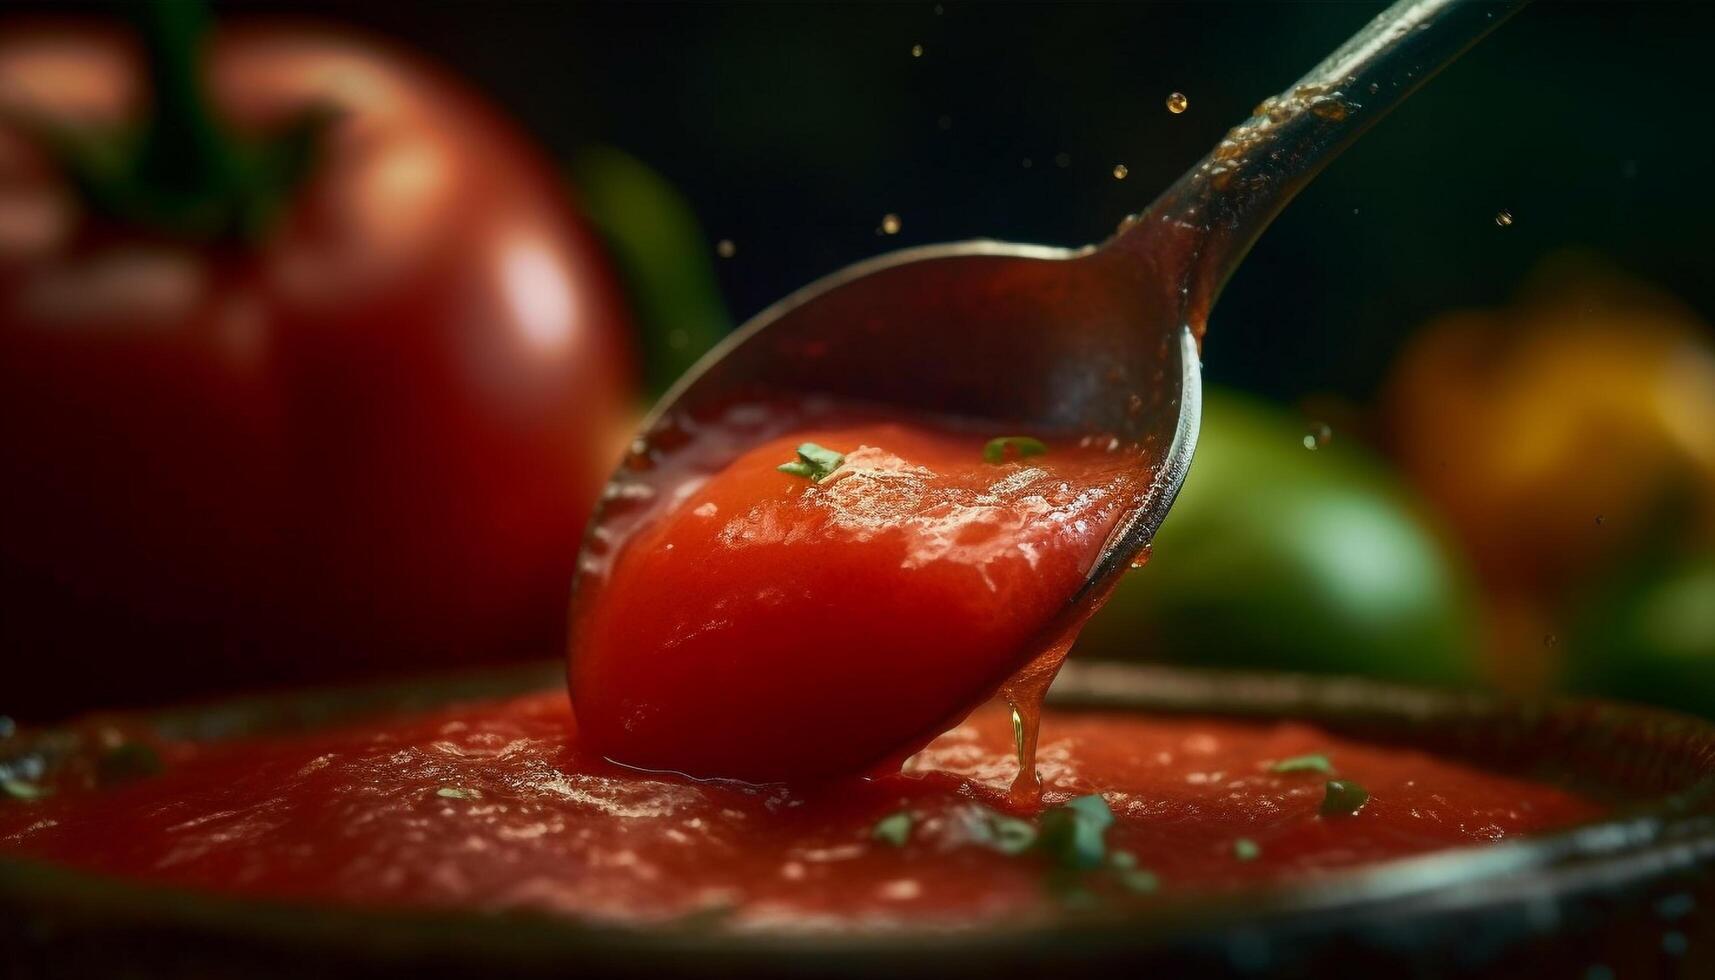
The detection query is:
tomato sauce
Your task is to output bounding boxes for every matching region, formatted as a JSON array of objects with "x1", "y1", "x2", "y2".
[
  {"x1": 0, "y1": 691, "x2": 1600, "y2": 934},
  {"x1": 570, "y1": 402, "x2": 1151, "y2": 786}
]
